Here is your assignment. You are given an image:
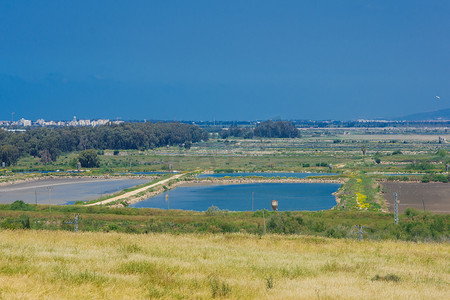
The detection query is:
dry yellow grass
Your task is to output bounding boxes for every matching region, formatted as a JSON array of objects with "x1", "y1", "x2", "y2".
[{"x1": 0, "y1": 230, "x2": 448, "y2": 299}]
